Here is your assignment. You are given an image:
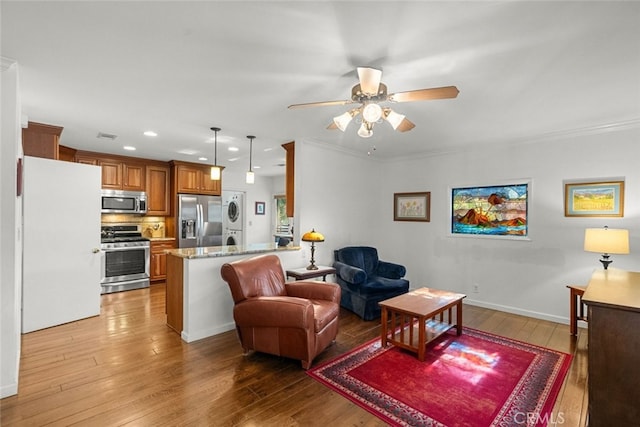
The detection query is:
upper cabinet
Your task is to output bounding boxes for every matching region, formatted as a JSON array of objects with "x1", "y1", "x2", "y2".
[
  {"x1": 282, "y1": 141, "x2": 295, "y2": 218},
  {"x1": 22, "y1": 122, "x2": 63, "y2": 160},
  {"x1": 170, "y1": 160, "x2": 222, "y2": 196},
  {"x1": 95, "y1": 158, "x2": 145, "y2": 191},
  {"x1": 146, "y1": 164, "x2": 171, "y2": 216}
]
